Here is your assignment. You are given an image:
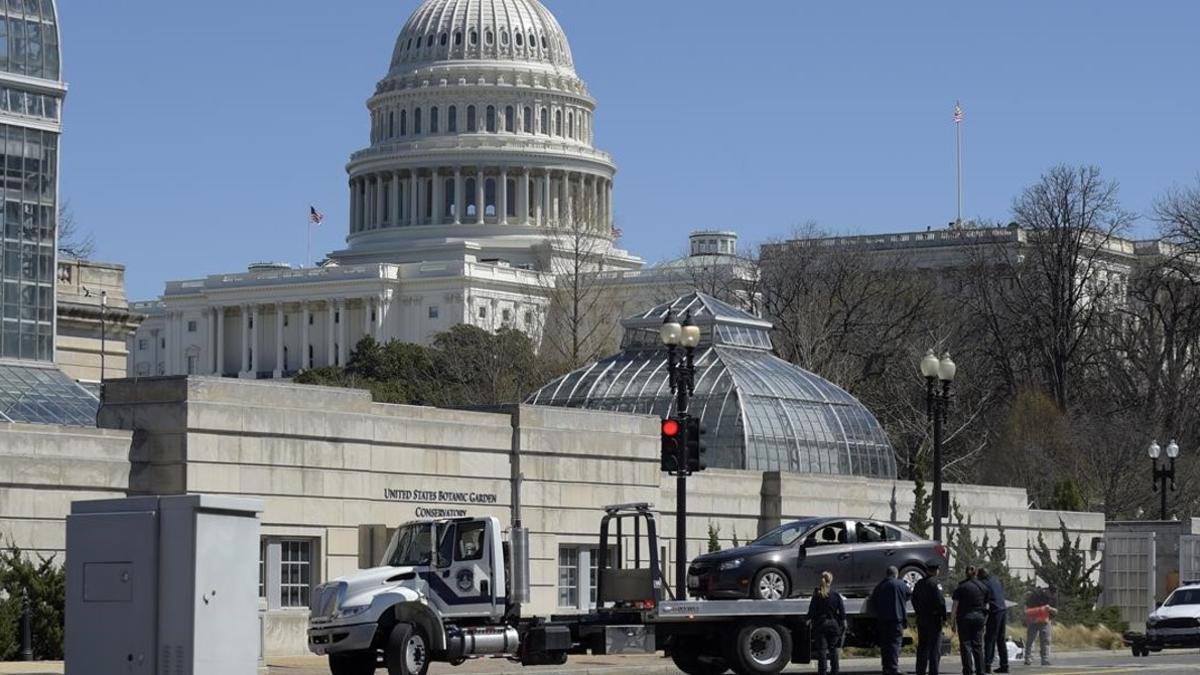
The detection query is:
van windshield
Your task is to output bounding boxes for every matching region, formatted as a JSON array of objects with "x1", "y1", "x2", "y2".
[
  {"x1": 384, "y1": 523, "x2": 434, "y2": 567},
  {"x1": 1165, "y1": 589, "x2": 1200, "y2": 607}
]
